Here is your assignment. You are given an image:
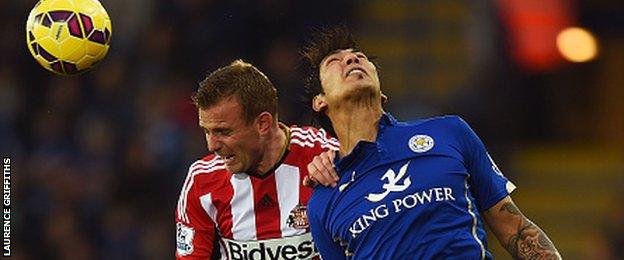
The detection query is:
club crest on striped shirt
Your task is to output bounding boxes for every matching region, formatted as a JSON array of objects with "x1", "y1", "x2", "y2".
[{"x1": 287, "y1": 204, "x2": 309, "y2": 229}]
